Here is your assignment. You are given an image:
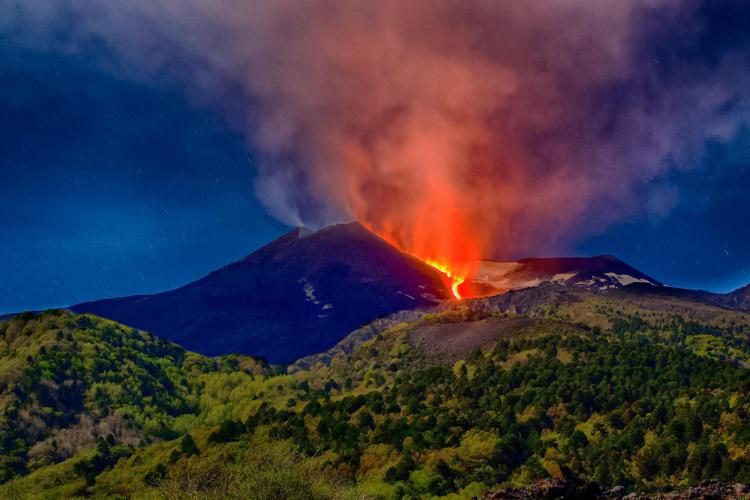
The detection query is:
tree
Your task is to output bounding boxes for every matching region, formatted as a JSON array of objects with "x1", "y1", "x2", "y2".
[
  {"x1": 180, "y1": 434, "x2": 199, "y2": 456},
  {"x1": 358, "y1": 411, "x2": 375, "y2": 430},
  {"x1": 209, "y1": 420, "x2": 244, "y2": 443}
]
